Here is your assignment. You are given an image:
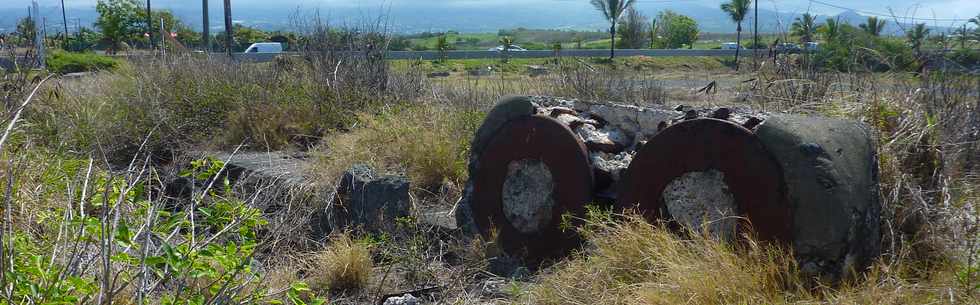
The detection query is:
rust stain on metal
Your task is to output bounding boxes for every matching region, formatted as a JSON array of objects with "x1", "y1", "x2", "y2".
[{"x1": 470, "y1": 115, "x2": 594, "y2": 259}]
